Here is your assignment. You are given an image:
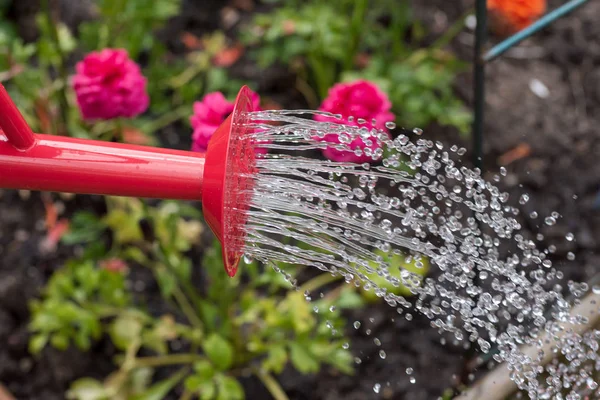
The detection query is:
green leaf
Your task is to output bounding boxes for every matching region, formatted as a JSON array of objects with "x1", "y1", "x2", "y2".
[
  {"x1": 57, "y1": 23, "x2": 76, "y2": 54},
  {"x1": 216, "y1": 375, "x2": 244, "y2": 400},
  {"x1": 141, "y1": 330, "x2": 168, "y2": 355},
  {"x1": 198, "y1": 301, "x2": 221, "y2": 331},
  {"x1": 199, "y1": 381, "x2": 217, "y2": 400},
  {"x1": 327, "y1": 348, "x2": 354, "y2": 375},
  {"x1": 130, "y1": 367, "x2": 154, "y2": 394},
  {"x1": 109, "y1": 313, "x2": 143, "y2": 350},
  {"x1": 335, "y1": 286, "x2": 364, "y2": 309},
  {"x1": 103, "y1": 209, "x2": 143, "y2": 244},
  {"x1": 29, "y1": 334, "x2": 48, "y2": 355},
  {"x1": 66, "y1": 378, "x2": 109, "y2": 400},
  {"x1": 262, "y1": 344, "x2": 287, "y2": 374},
  {"x1": 193, "y1": 360, "x2": 216, "y2": 380},
  {"x1": 289, "y1": 343, "x2": 319, "y2": 374},
  {"x1": 131, "y1": 368, "x2": 187, "y2": 400},
  {"x1": 155, "y1": 266, "x2": 176, "y2": 298},
  {"x1": 203, "y1": 334, "x2": 234, "y2": 371},
  {"x1": 360, "y1": 250, "x2": 430, "y2": 301},
  {"x1": 62, "y1": 212, "x2": 105, "y2": 245},
  {"x1": 50, "y1": 333, "x2": 70, "y2": 350}
]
